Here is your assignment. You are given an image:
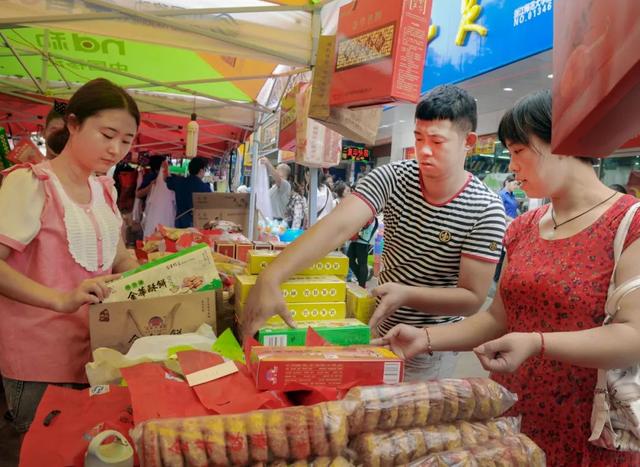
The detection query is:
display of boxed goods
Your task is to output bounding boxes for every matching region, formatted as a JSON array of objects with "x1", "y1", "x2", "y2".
[
  {"x1": 89, "y1": 291, "x2": 217, "y2": 354},
  {"x1": 252, "y1": 241, "x2": 273, "y2": 251},
  {"x1": 344, "y1": 378, "x2": 518, "y2": 435},
  {"x1": 247, "y1": 250, "x2": 349, "y2": 276},
  {"x1": 193, "y1": 192, "x2": 256, "y2": 236},
  {"x1": 237, "y1": 301, "x2": 347, "y2": 325},
  {"x1": 270, "y1": 240, "x2": 289, "y2": 251},
  {"x1": 250, "y1": 346, "x2": 403, "y2": 390},
  {"x1": 330, "y1": 0, "x2": 433, "y2": 107},
  {"x1": 215, "y1": 238, "x2": 236, "y2": 259},
  {"x1": 346, "y1": 283, "x2": 376, "y2": 324},
  {"x1": 104, "y1": 243, "x2": 221, "y2": 303},
  {"x1": 351, "y1": 417, "x2": 520, "y2": 465},
  {"x1": 133, "y1": 401, "x2": 351, "y2": 466},
  {"x1": 235, "y1": 275, "x2": 346, "y2": 305},
  {"x1": 235, "y1": 240, "x2": 253, "y2": 263},
  {"x1": 257, "y1": 319, "x2": 370, "y2": 347},
  {"x1": 409, "y1": 434, "x2": 546, "y2": 466}
]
